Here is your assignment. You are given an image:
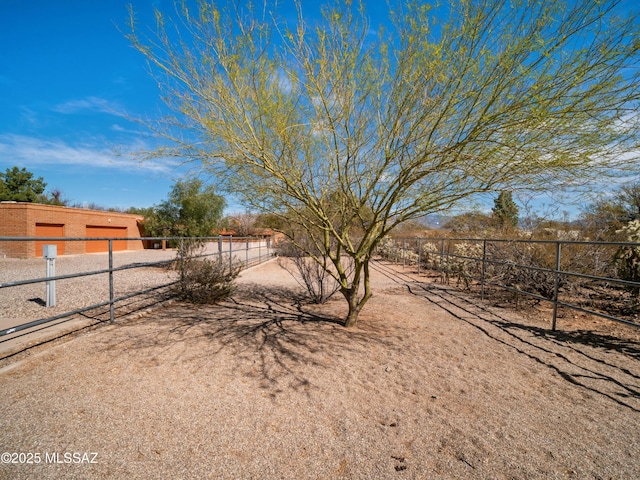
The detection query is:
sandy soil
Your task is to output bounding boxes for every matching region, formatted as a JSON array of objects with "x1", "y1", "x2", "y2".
[{"x1": 0, "y1": 258, "x2": 638, "y2": 479}]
